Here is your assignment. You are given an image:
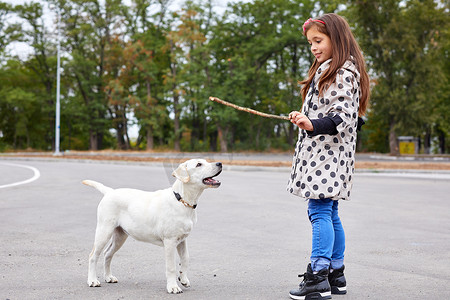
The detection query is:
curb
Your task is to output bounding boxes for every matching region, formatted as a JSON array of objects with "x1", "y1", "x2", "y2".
[{"x1": 1, "y1": 156, "x2": 450, "y2": 180}]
